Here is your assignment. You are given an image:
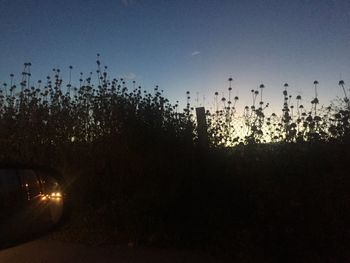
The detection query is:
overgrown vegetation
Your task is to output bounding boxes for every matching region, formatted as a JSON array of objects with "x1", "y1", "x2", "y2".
[
  {"x1": 1, "y1": 58, "x2": 349, "y2": 262},
  {"x1": 208, "y1": 79, "x2": 350, "y2": 146}
]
